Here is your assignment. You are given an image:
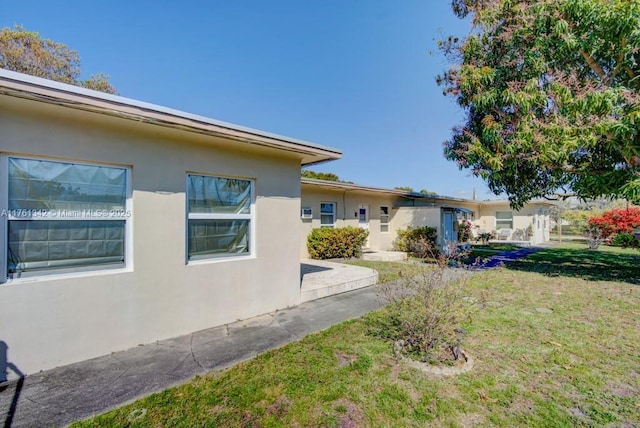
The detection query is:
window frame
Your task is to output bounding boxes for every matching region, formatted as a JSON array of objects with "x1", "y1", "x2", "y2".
[
  {"x1": 320, "y1": 202, "x2": 336, "y2": 228},
  {"x1": 495, "y1": 211, "x2": 513, "y2": 230},
  {"x1": 0, "y1": 154, "x2": 132, "y2": 283},
  {"x1": 380, "y1": 206, "x2": 390, "y2": 233},
  {"x1": 185, "y1": 173, "x2": 255, "y2": 263}
]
